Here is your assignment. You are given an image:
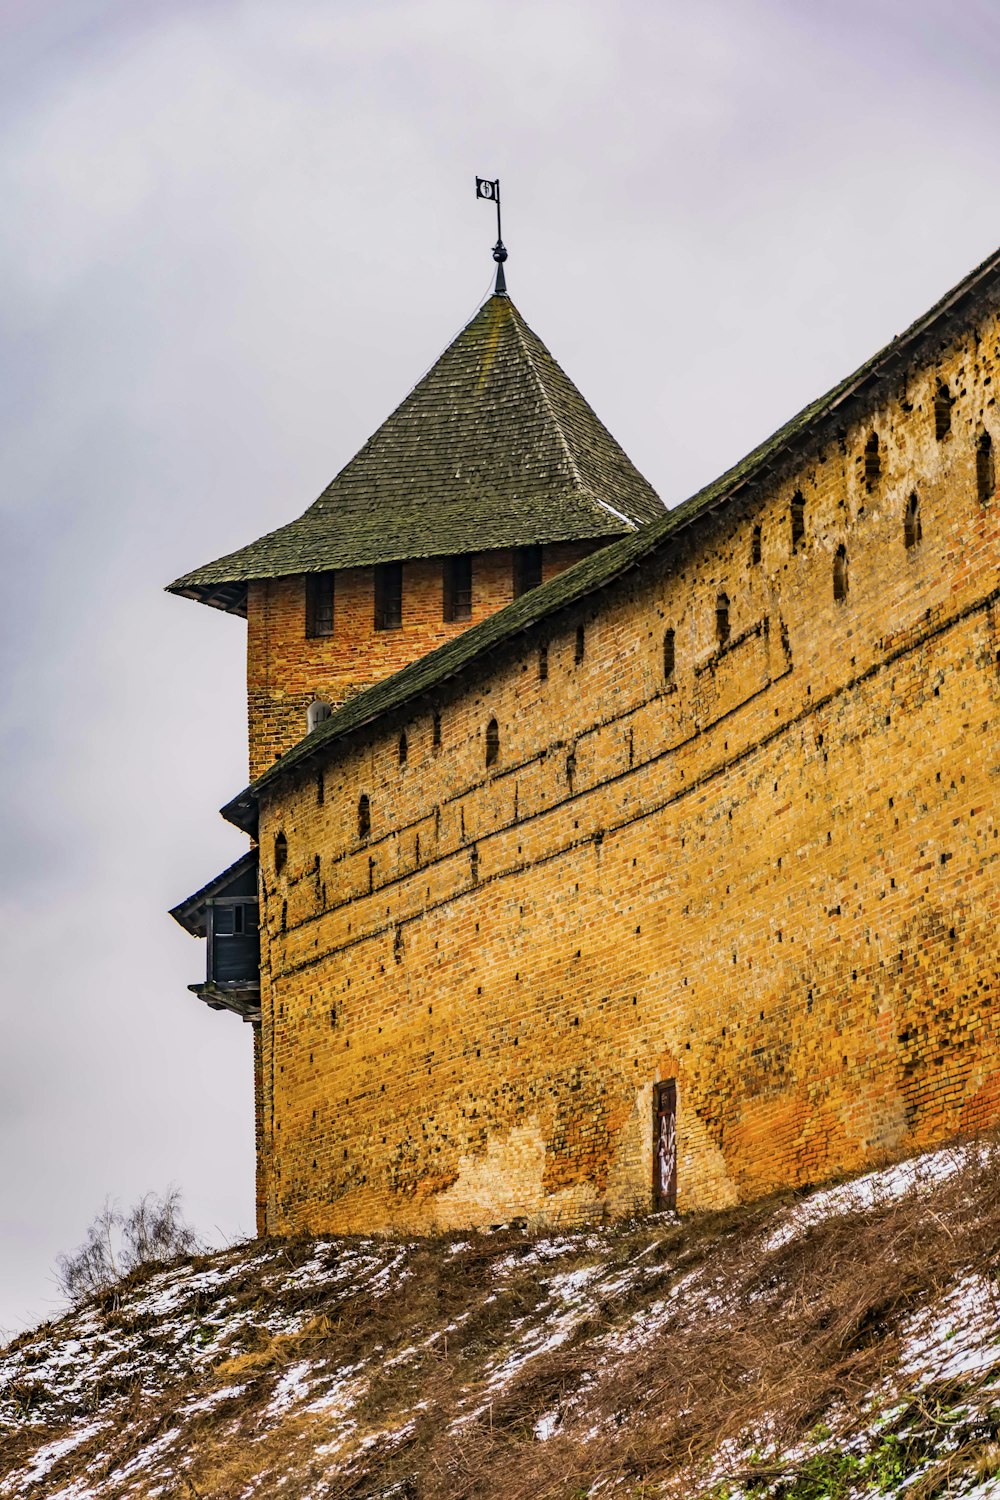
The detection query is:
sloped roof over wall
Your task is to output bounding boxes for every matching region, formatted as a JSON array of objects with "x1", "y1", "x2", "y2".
[
  {"x1": 169, "y1": 850, "x2": 258, "y2": 938},
  {"x1": 219, "y1": 241, "x2": 1000, "y2": 836},
  {"x1": 168, "y1": 295, "x2": 665, "y2": 612}
]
